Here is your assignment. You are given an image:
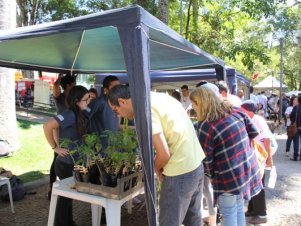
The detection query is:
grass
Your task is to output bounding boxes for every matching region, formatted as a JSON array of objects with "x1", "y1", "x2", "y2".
[{"x1": 0, "y1": 119, "x2": 53, "y2": 183}]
